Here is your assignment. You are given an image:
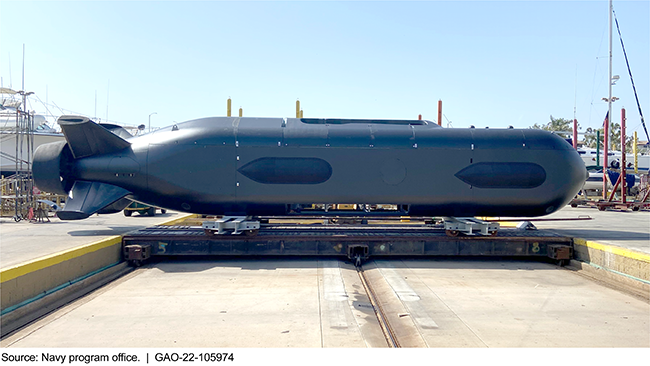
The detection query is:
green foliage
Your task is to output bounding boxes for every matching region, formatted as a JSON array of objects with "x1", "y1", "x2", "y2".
[
  {"x1": 585, "y1": 123, "x2": 634, "y2": 151},
  {"x1": 583, "y1": 127, "x2": 602, "y2": 149},
  {"x1": 532, "y1": 116, "x2": 634, "y2": 151},
  {"x1": 530, "y1": 115, "x2": 576, "y2": 138}
]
